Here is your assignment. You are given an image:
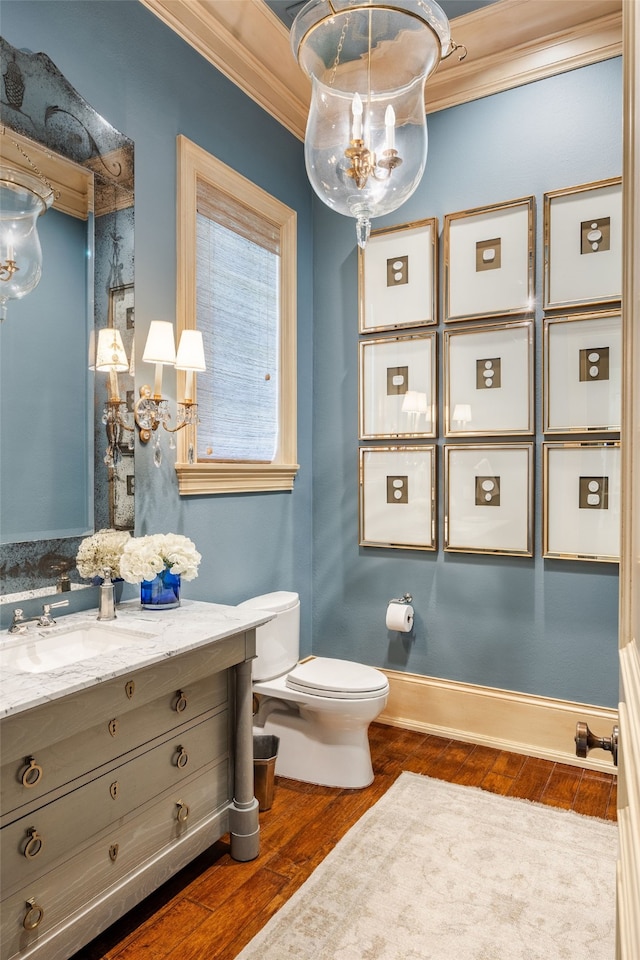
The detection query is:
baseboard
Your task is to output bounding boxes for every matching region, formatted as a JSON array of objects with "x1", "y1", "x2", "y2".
[{"x1": 378, "y1": 668, "x2": 619, "y2": 775}]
